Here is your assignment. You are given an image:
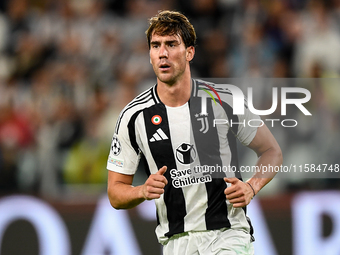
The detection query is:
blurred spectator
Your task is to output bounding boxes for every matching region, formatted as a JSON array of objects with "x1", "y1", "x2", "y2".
[
  {"x1": 0, "y1": 91, "x2": 34, "y2": 193},
  {"x1": 294, "y1": 0, "x2": 340, "y2": 76}
]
